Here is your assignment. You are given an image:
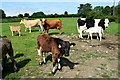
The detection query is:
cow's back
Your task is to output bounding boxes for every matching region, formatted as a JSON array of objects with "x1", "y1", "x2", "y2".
[
  {"x1": 46, "y1": 19, "x2": 62, "y2": 28},
  {"x1": 37, "y1": 34, "x2": 59, "y2": 53},
  {"x1": 25, "y1": 19, "x2": 41, "y2": 27}
]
